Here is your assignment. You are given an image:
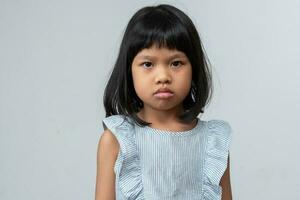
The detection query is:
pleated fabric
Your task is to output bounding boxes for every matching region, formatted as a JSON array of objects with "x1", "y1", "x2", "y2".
[{"x1": 102, "y1": 114, "x2": 232, "y2": 200}]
